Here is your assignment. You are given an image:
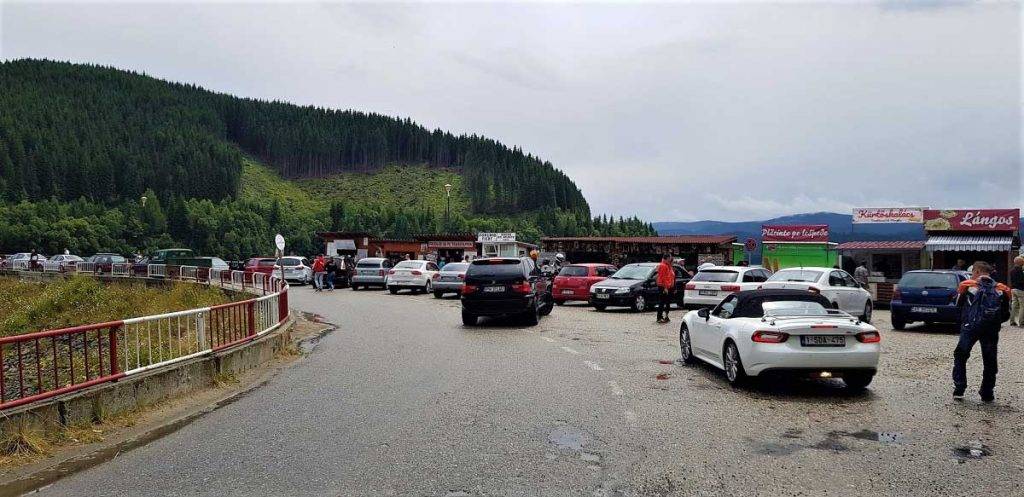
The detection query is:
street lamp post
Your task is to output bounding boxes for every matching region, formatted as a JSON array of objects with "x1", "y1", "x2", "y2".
[{"x1": 444, "y1": 183, "x2": 453, "y2": 233}]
